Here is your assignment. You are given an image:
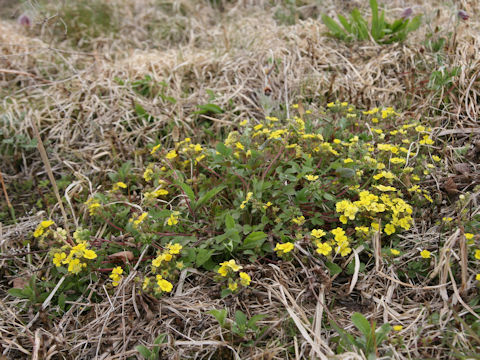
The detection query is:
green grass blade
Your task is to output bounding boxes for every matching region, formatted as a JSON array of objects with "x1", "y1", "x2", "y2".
[{"x1": 321, "y1": 14, "x2": 347, "y2": 38}]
